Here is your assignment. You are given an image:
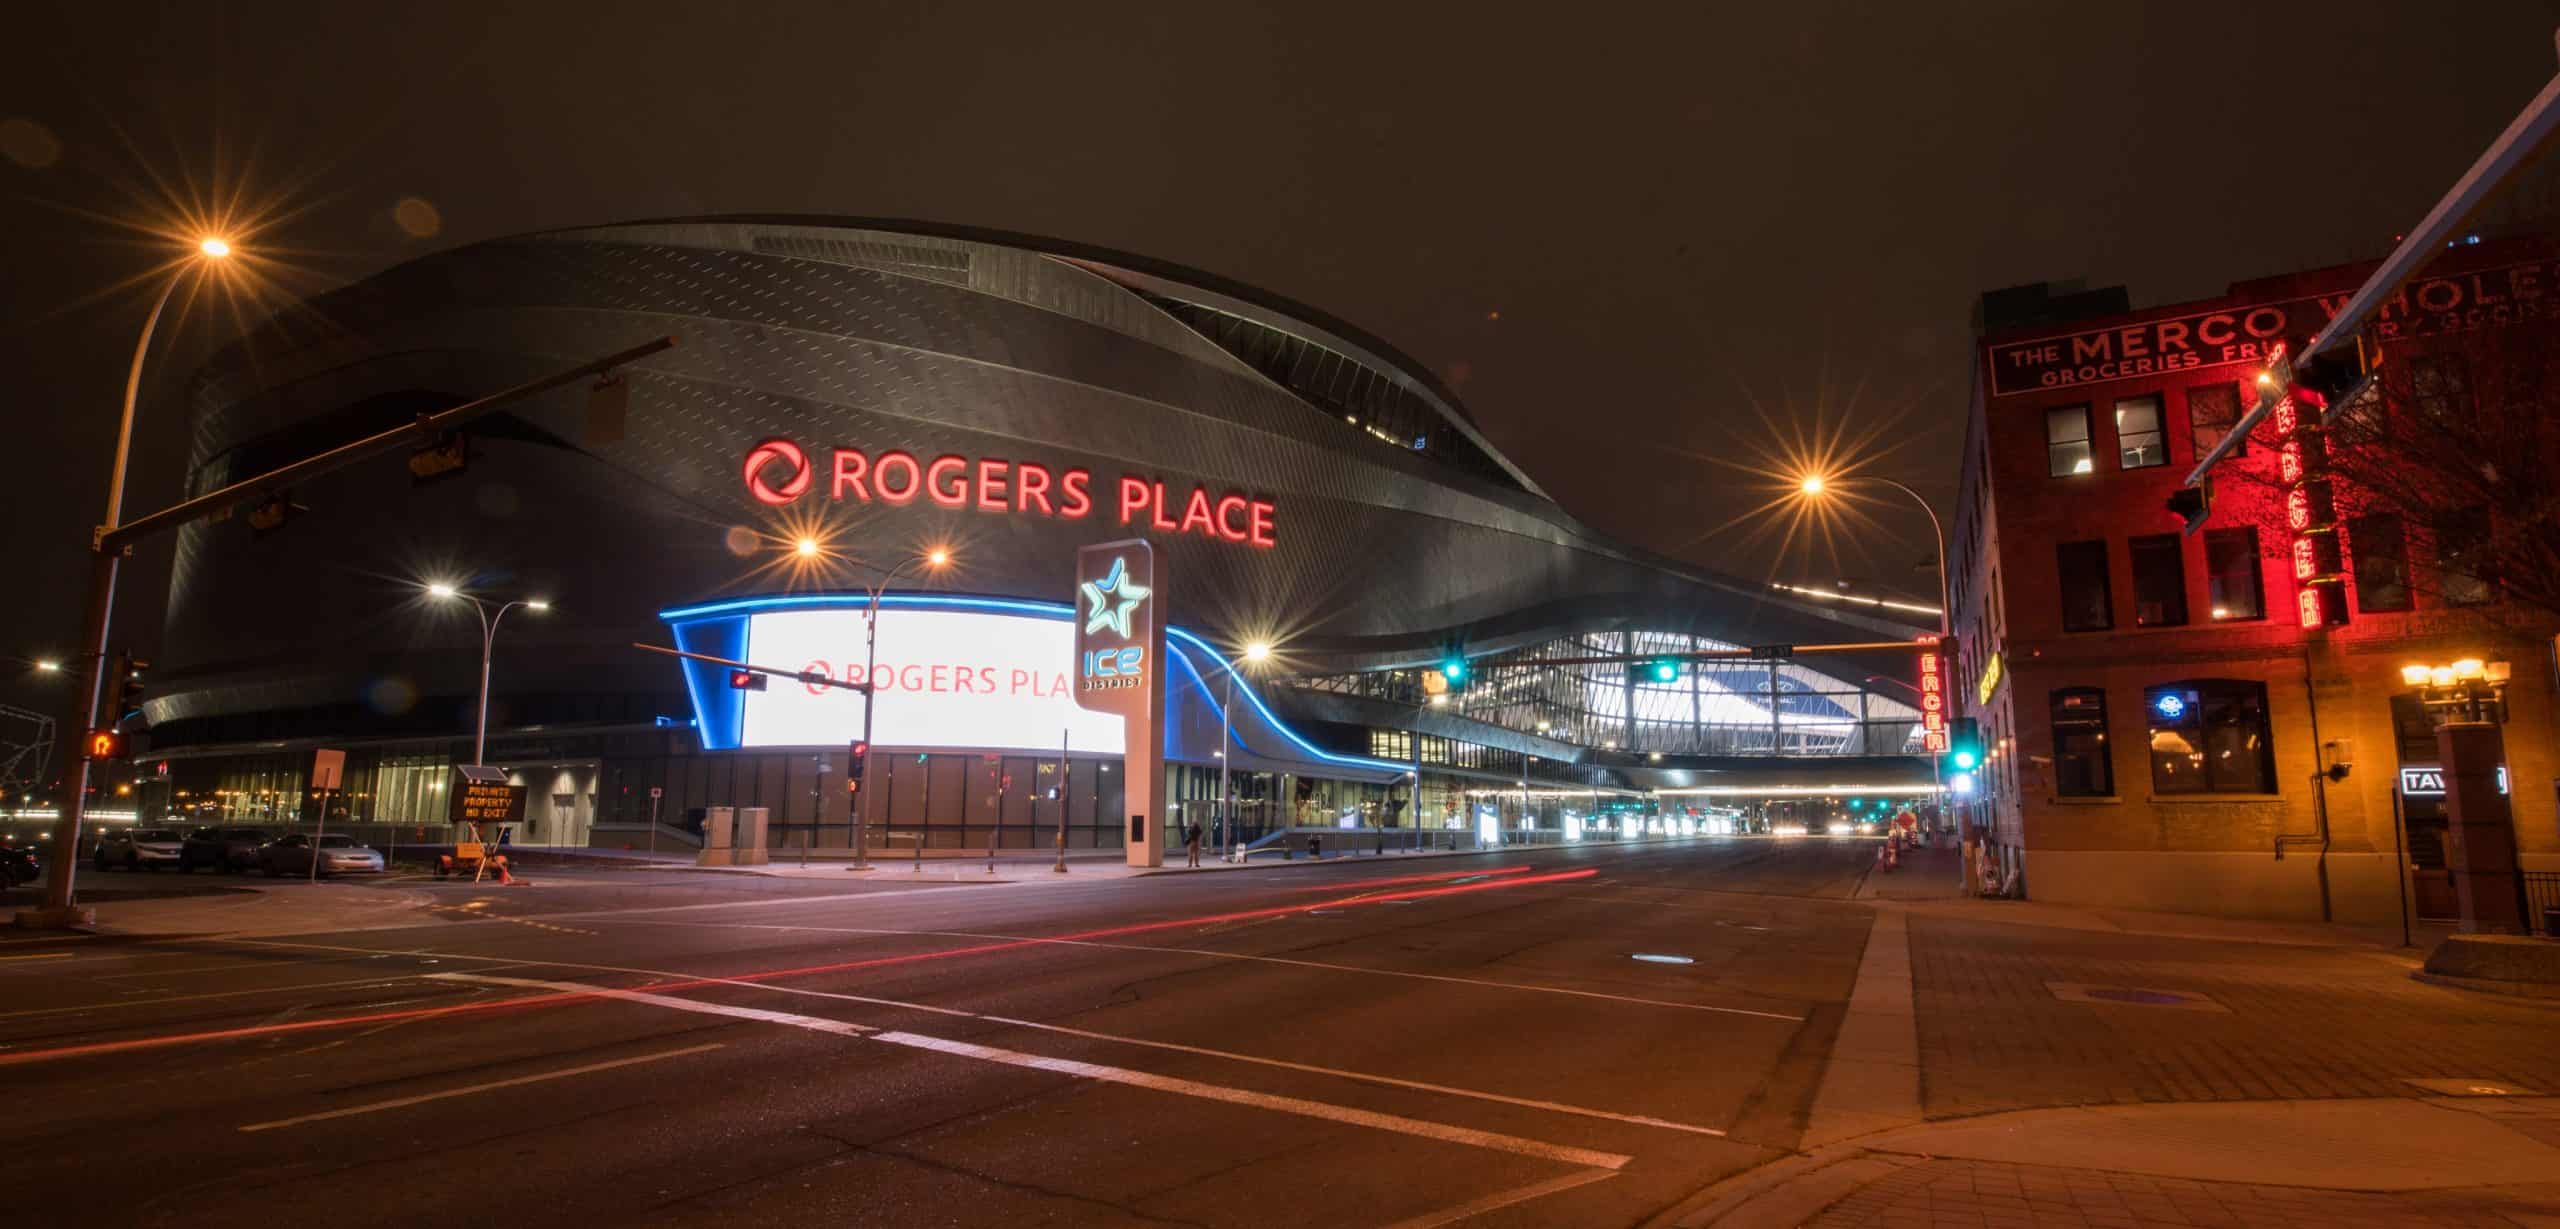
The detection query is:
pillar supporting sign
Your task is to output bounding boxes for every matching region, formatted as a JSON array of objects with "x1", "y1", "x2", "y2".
[{"x1": 1072, "y1": 540, "x2": 1166, "y2": 868}]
